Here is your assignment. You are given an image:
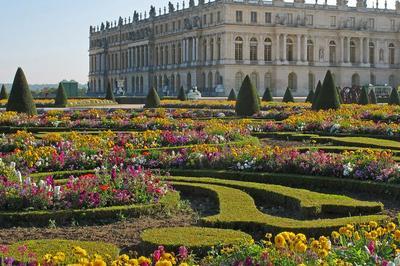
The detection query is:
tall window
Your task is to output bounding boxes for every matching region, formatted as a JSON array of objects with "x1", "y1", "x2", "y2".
[
  {"x1": 330, "y1": 16, "x2": 336, "y2": 27},
  {"x1": 329, "y1": 41, "x2": 336, "y2": 64},
  {"x1": 288, "y1": 72, "x2": 297, "y2": 90},
  {"x1": 265, "y1": 12, "x2": 272, "y2": 24},
  {"x1": 178, "y1": 44, "x2": 182, "y2": 64},
  {"x1": 217, "y1": 38, "x2": 221, "y2": 60},
  {"x1": 349, "y1": 17, "x2": 355, "y2": 28},
  {"x1": 217, "y1": 11, "x2": 221, "y2": 23},
  {"x1": 368, "y1": 18, "x2": 375, "y2": 29},
  {"x1": 308, "y1": 72, "x2": 315, "y2": 91},
  {"x1": 236, "y1": 11, "x2": 243, "y2": 23},
  {"x1": 287, "y1": 38, "x2": 293, "y2": 61},
  {"x1": 250, "y1": 72, "x2": 259, "y2": 90},
  {"x1": 235, "y1": 37, "x2": 243, "y2": 61},
  {"x1": 287, "y1": 13, "x2": 293, "y2": 25},
  {"x1": 250, "y1": 37, "x2": 258, "y2": 61},
  {"x1": 264, "y1": 38, "x2": 272, "y2": 62},
  {"x1": 350, "y1": 41, "x2": 356, "y2": 63},
  {"x1": 235, "y1": 72, "x2": 244, "y2": 90},
  {"x1": 210, "y1": 38, "x2": 214, "y2": 61},
  {"x1": 307, "y1": 15, "x2": 313, "y2": 26},
  {"x1": 251, "y1": 12, "x2": 257, "y2": 23},
  {"x1": 203, "y1": 39, "x2": 207, "y2": 61},
  {"x1": 307, "y1": 40, "x2": 314, "y2": 62},
  {"x1": 389, "y1": 43, "x2": 395, "y2": 65},
  {"x1": 369, "y1": 42, "x2": 375, "y2": 64},
  {"x1": 390, "y1": 19, "x2": 395, "y2": 31}
]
